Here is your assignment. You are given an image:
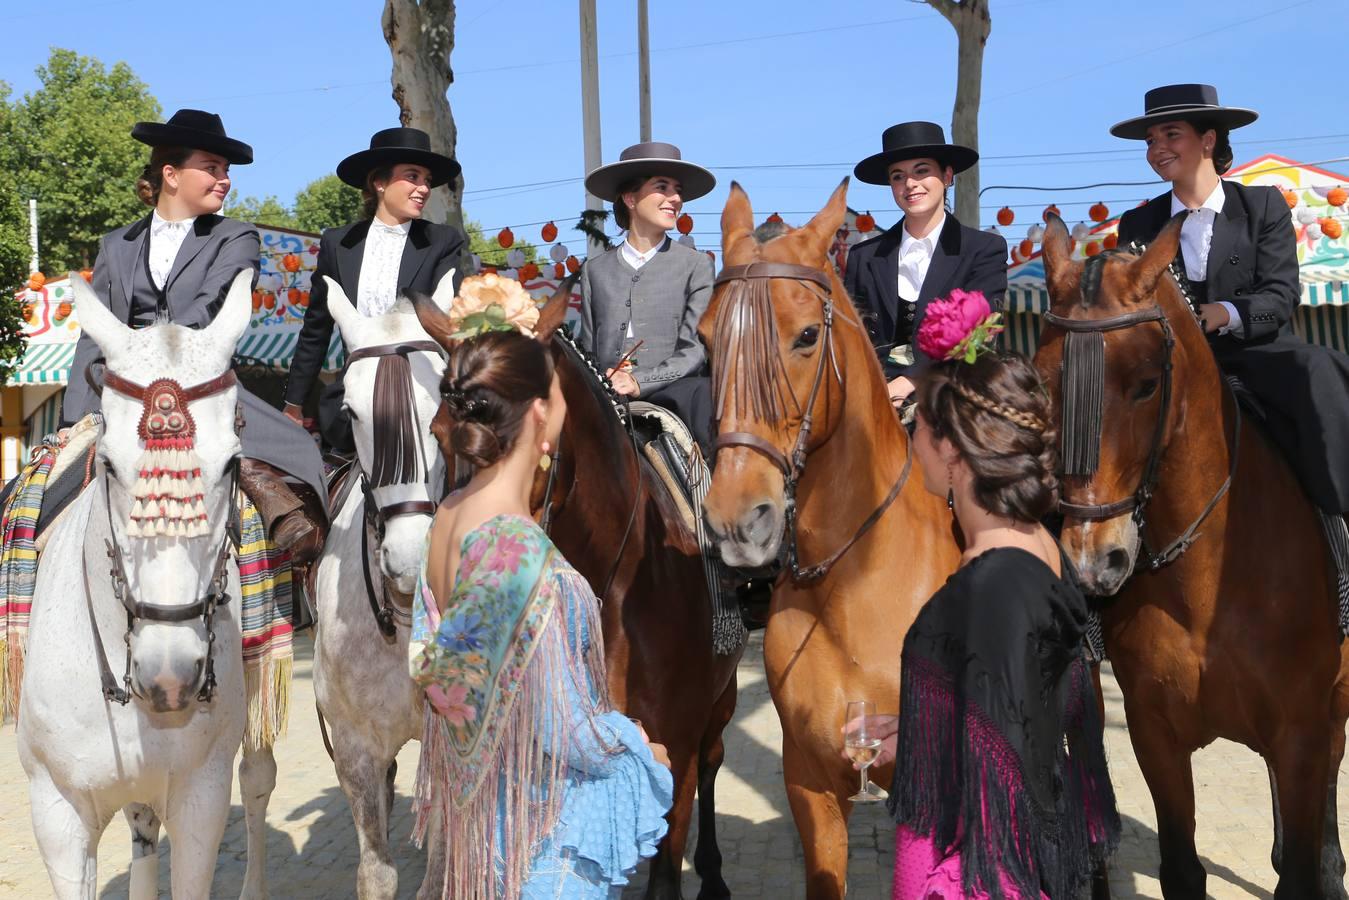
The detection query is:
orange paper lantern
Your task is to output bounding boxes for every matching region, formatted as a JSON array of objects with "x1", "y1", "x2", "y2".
[
  {"x1": 288, "y1": 287, "x2": 302, "y2": 303},
  {"x1": 1085, "y1": 241, "x2": 1102, "y2": 257},
  {"x1": 282, "y1": 253, "x2": 301, "y2": 273},
  {"x1": 996, "y1": 207, "x2": 1014, "y2": 227},
  {"x1": 251, "y1": 290, "x2": 264, "y2": 311},
  {"x1": 554, "y1": 262, "x2": 566, "y2": 279},
  {"x1": 519, "y1": 262, "x2": 540, "y2": 282},
  {"x1": 21, "y1": 303, "x2": 36, "y2": 323},
  {"x1": 676, "y1": 213, "x2": 693, "y2": 235},
  {"x1": 1089, "y1": 201, "x2": 1110, "y2": 223},
  {"x1": 1282, "y1": 189, "x2": 1298, "y2": 209},
  {"x1": 1042, "y1": 205, "x2": 1061, "y2": 223},
  {"x1": 1103, "y1": 233, "x2": 1119, "y2": 250},
  {"x1": 27, "y1": 272, "x2": 45, "y2": 291},
  {"x1": 855, "y1": 211, "x2": 876, "y2": 233},
  {"x1": 1323, "y1": 218, "x2": 1344, "y2": 240},
  {"x1": 541, "y1": 221, "x2": 558, "y2": 243},
  {"x1": 55, "y1": 301, "x2": 72, "y2": 321},
  {"x1": 565, "y1": 255, "x2": 580, "y2": 274},
  {"x1": 1018, "y1": 239, "x2": 1034, "y2": 258},
  {"x1": 79, "y1": 268, "x2": 93, "y2": 283},
  {"x1": 497, "y1": 227, "x2": 514, "y2": 248},
  {"x1": 1328, "y1": 186, "x2": 1348, "y2": 208},
  {"x1": 766, "y1": 212, "x2": 784, "y2": 224},
  {"x1": 297, "y1": 290, "x2": 310, "y2": 308},
  {"x1": 263, "y1": 292, "x2": 276, "y2": 310}
]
